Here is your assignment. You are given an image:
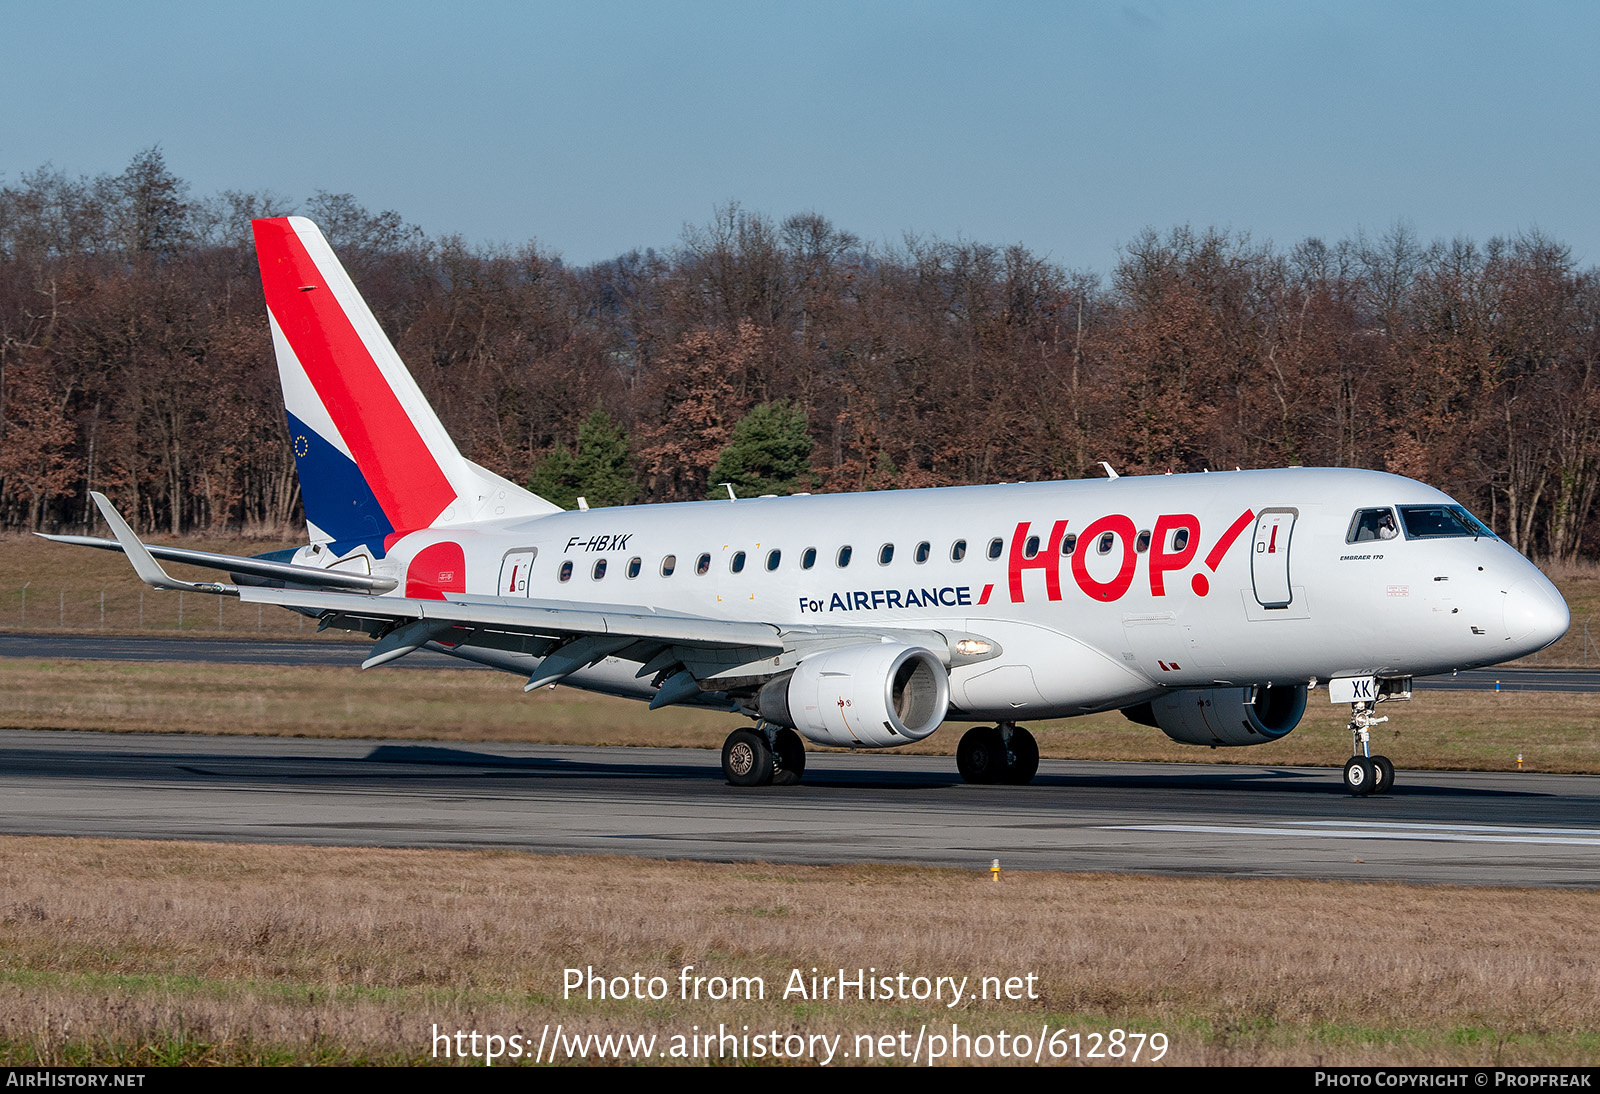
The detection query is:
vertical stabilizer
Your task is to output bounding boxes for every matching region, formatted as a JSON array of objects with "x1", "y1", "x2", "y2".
[{"x1": 253, "y1": 217, "x2": 558, "y2": 548}]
